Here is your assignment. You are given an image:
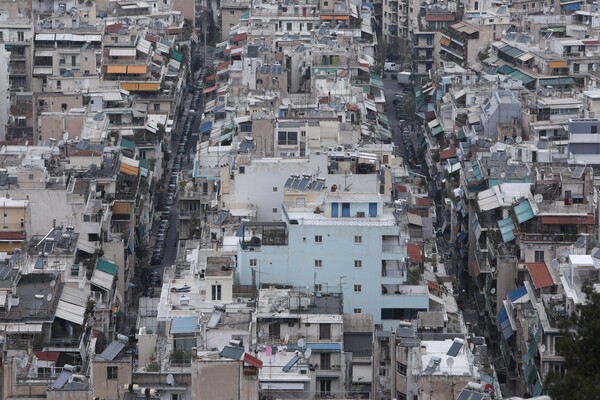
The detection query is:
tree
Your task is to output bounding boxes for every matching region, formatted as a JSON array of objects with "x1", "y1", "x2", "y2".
[{"x1": 546, "y1": 283, "x2": 600, "y2": 399}]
